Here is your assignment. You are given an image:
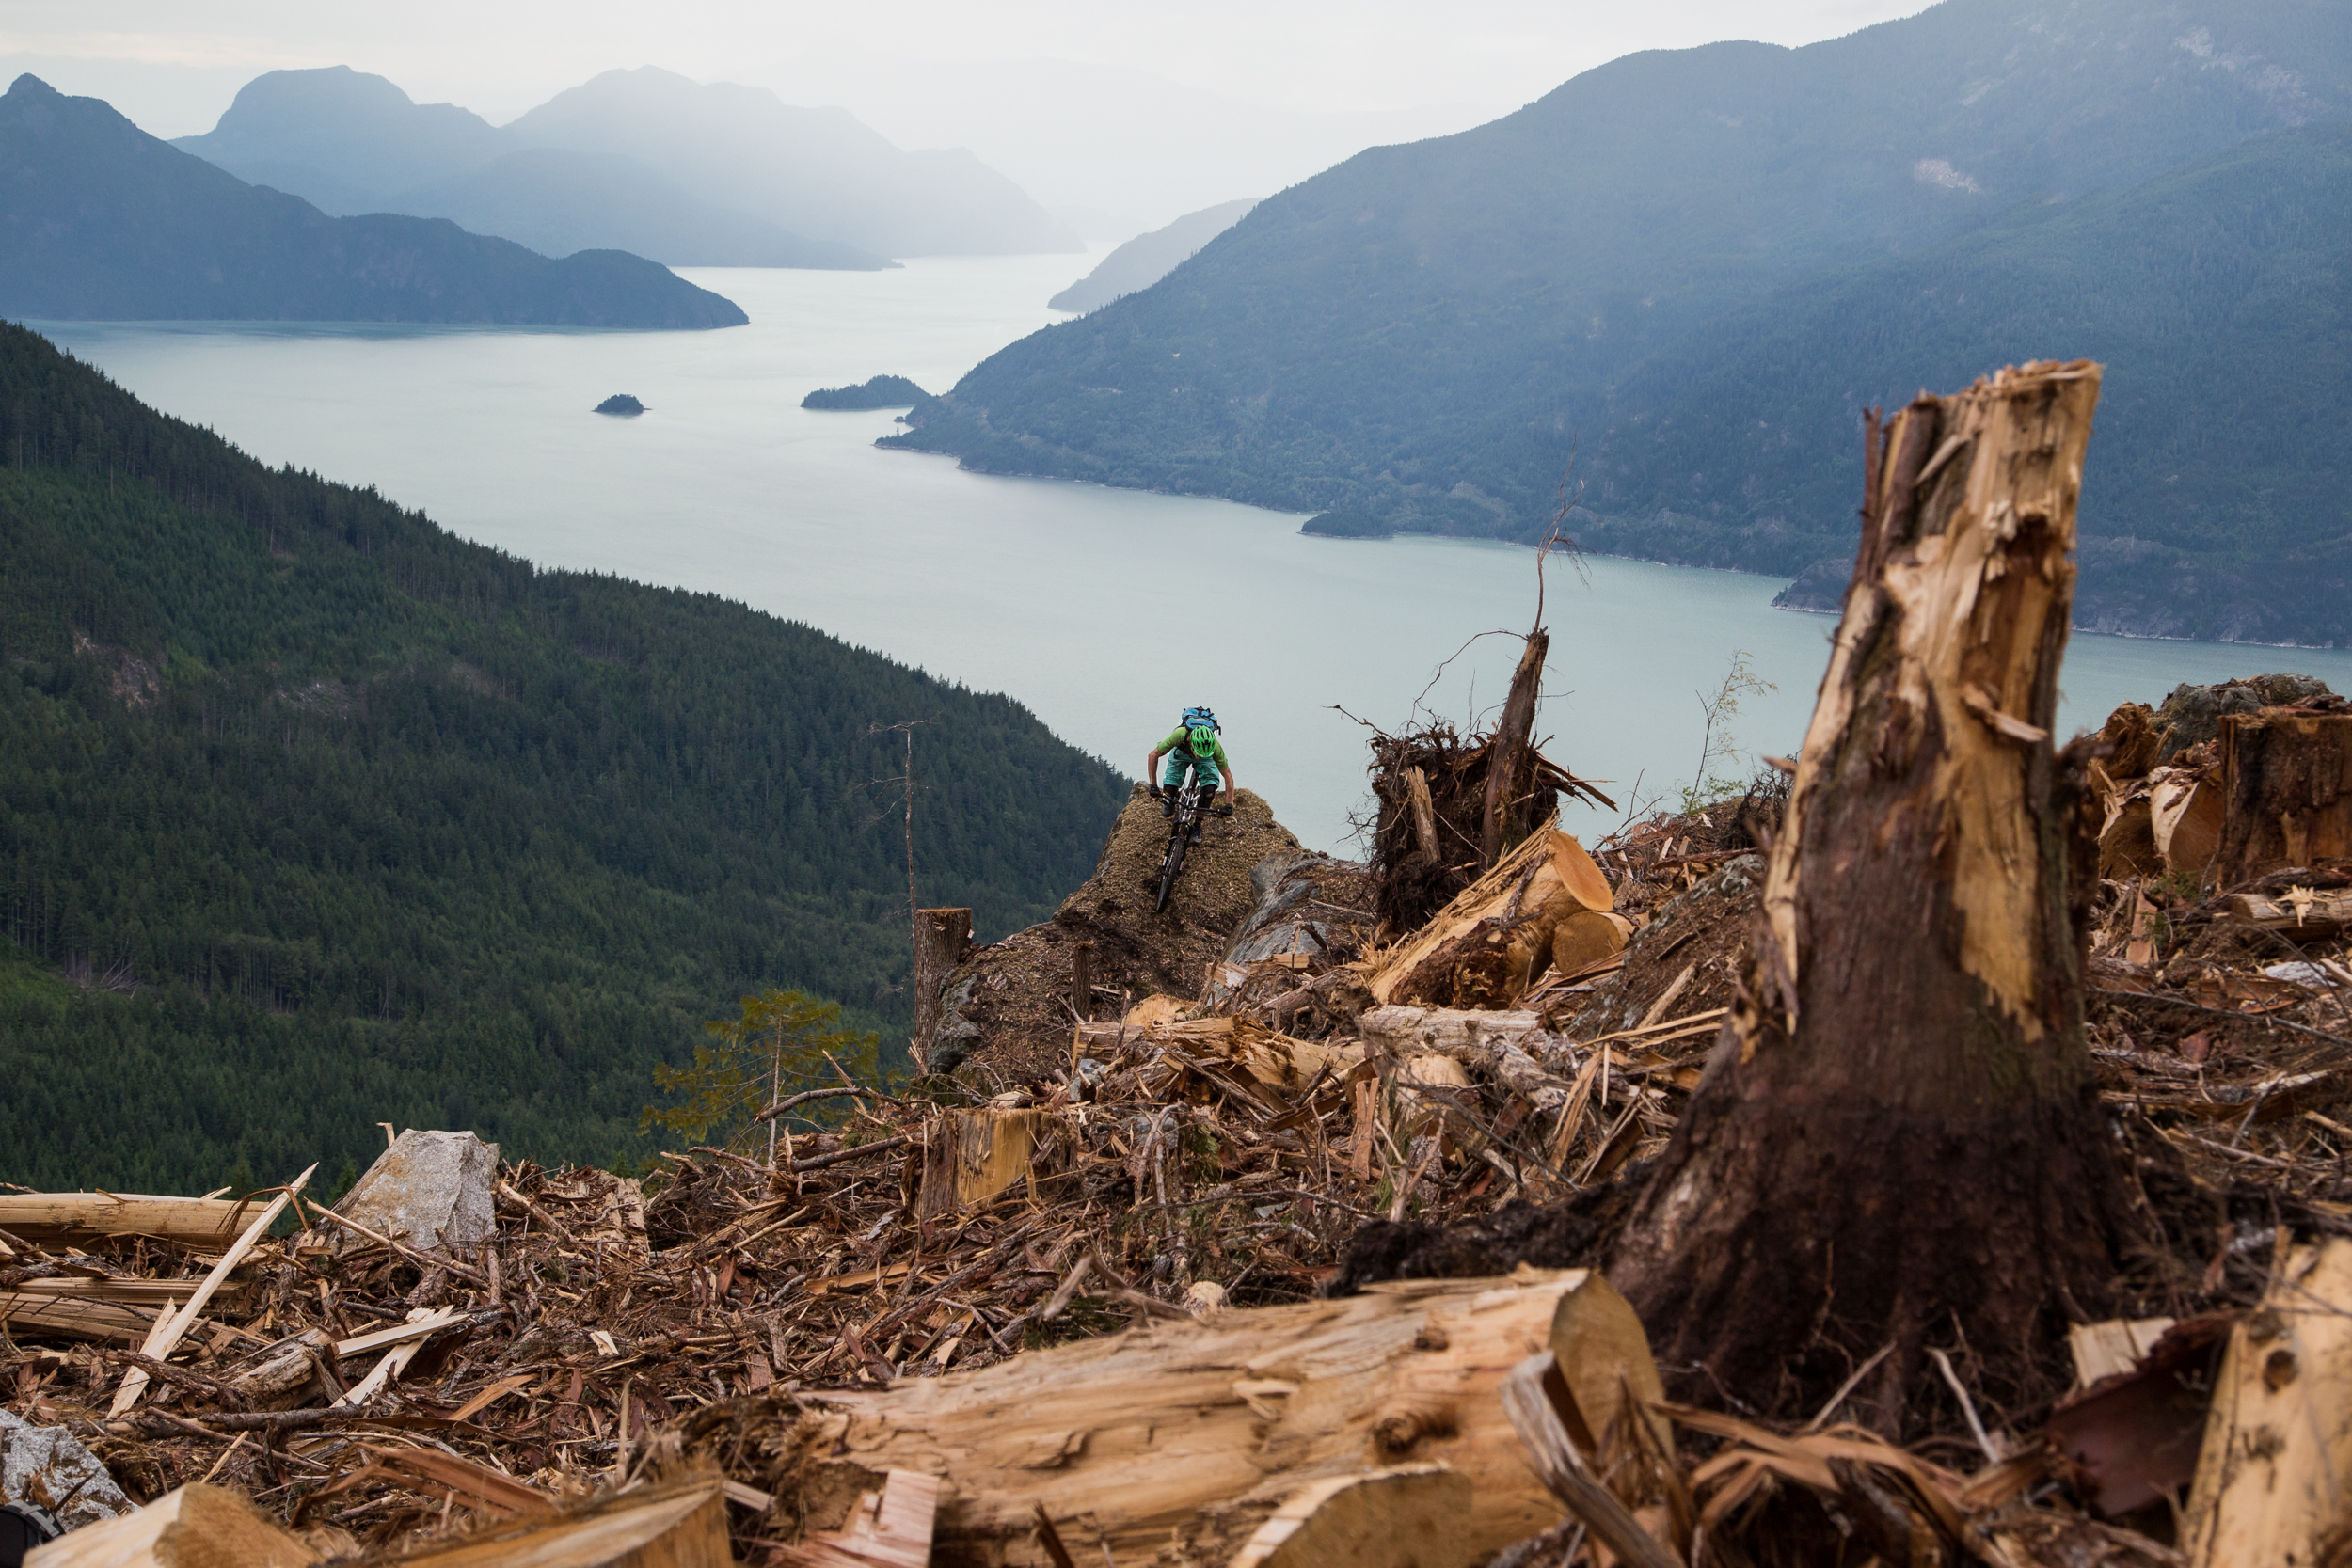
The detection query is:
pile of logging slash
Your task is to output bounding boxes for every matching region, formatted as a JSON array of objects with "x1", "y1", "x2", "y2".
[
  {"x1": 5, "y1": 777, "x2": 2346, "y2": 1566},
  {"x1": 5, "y1": 363, "x2": 2351, "y2": 1567}
]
